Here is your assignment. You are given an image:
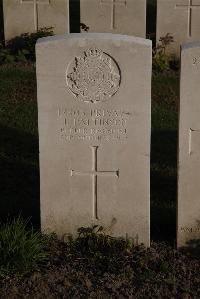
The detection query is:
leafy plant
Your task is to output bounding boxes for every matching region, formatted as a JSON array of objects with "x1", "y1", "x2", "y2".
[
  {"x1": 80, "y1": 23, "x2": 89, "y2": 32},
  {"x1": 0, "y1": 217, "x2": 48, "y2": 276},
  {"x1": 66, "y1": 225, "x2": 135, "y2": 272},
  {"x1": 0, "y1": 27, "x2": 54, "y2": 64},
  {"x1": 0, "y1": 43, "x2": 15, "y2": 63},
  {"x1": 152, "y1": 33, "x2": 174, "y2": 74}
]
